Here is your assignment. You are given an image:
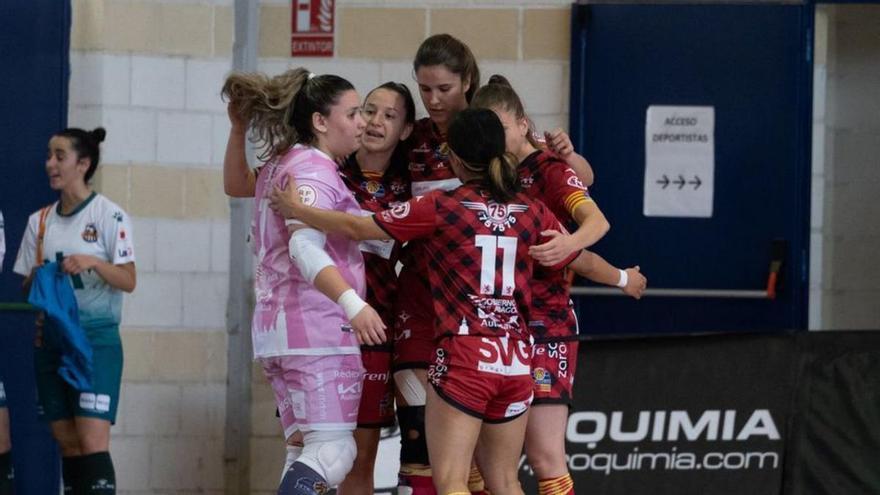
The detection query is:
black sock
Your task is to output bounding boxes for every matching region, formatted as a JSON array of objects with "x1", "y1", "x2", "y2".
[
  {"x1": 77, "y1": 452, "x2": 115, "y2": 494},
  {"x1": 0, "y1": 451, "x2": 13, "y2": 495},
  {"x1": 62, "y1": 456, "x2": 83, "y2": 495}
]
